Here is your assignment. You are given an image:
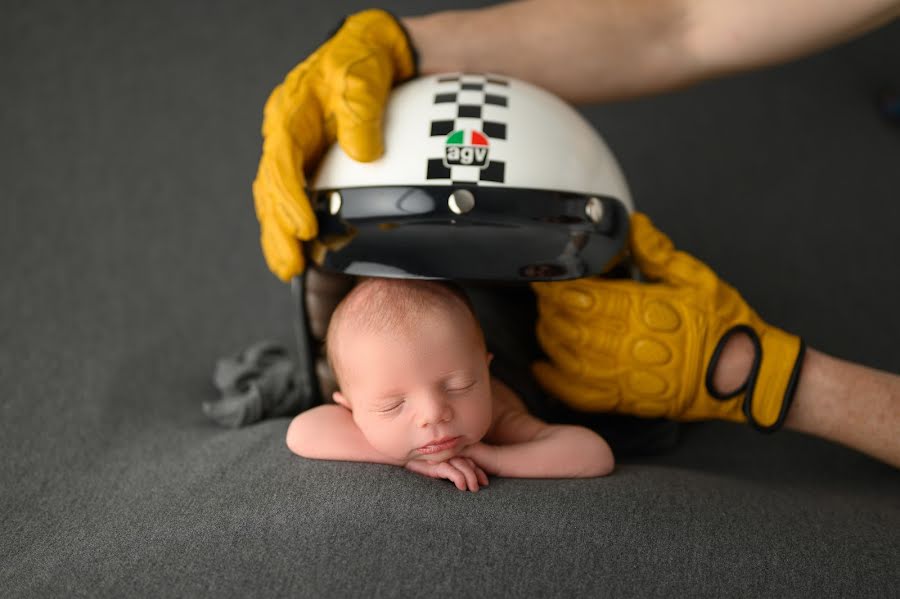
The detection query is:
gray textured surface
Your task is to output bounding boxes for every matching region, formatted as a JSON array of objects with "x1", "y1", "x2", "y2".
[{"x1": 2, "y1": 1, "x2": 899, "y2": 597}]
